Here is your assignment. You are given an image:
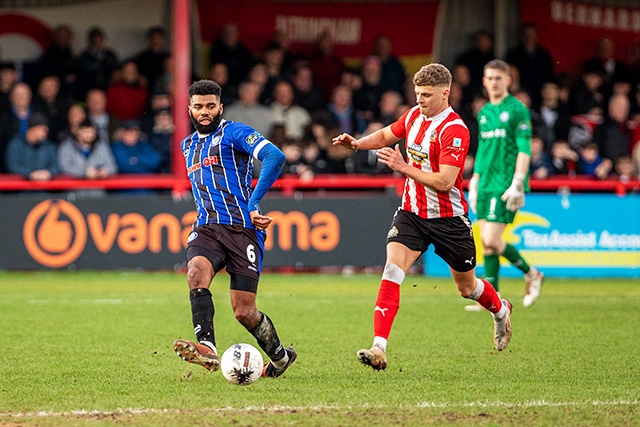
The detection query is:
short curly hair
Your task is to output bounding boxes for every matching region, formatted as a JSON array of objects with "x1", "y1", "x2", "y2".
[{"x1": 413, "y1": 63, "x2": 452, "y2": 87}]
